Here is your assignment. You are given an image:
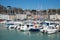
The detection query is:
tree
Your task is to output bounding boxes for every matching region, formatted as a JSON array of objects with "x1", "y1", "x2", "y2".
[{"x1": 31, "y1": 10, "x2": 37, "y2": 15}]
